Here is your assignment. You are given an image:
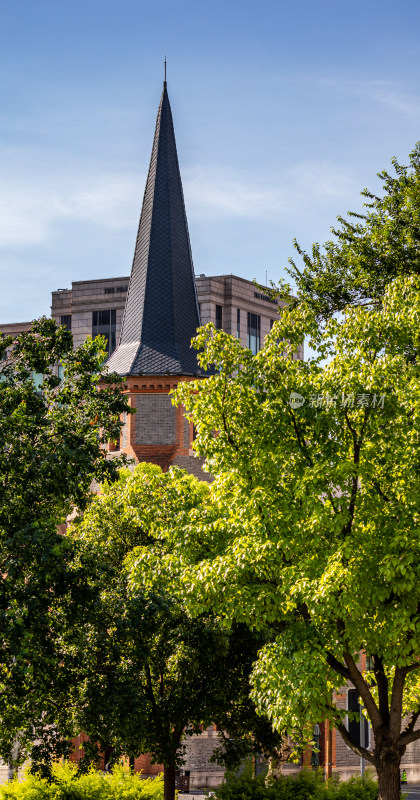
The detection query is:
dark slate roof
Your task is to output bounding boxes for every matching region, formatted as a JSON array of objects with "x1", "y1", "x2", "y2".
[{"x1": 107, "y1": 83, "x2": 205, "y2": 377}]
